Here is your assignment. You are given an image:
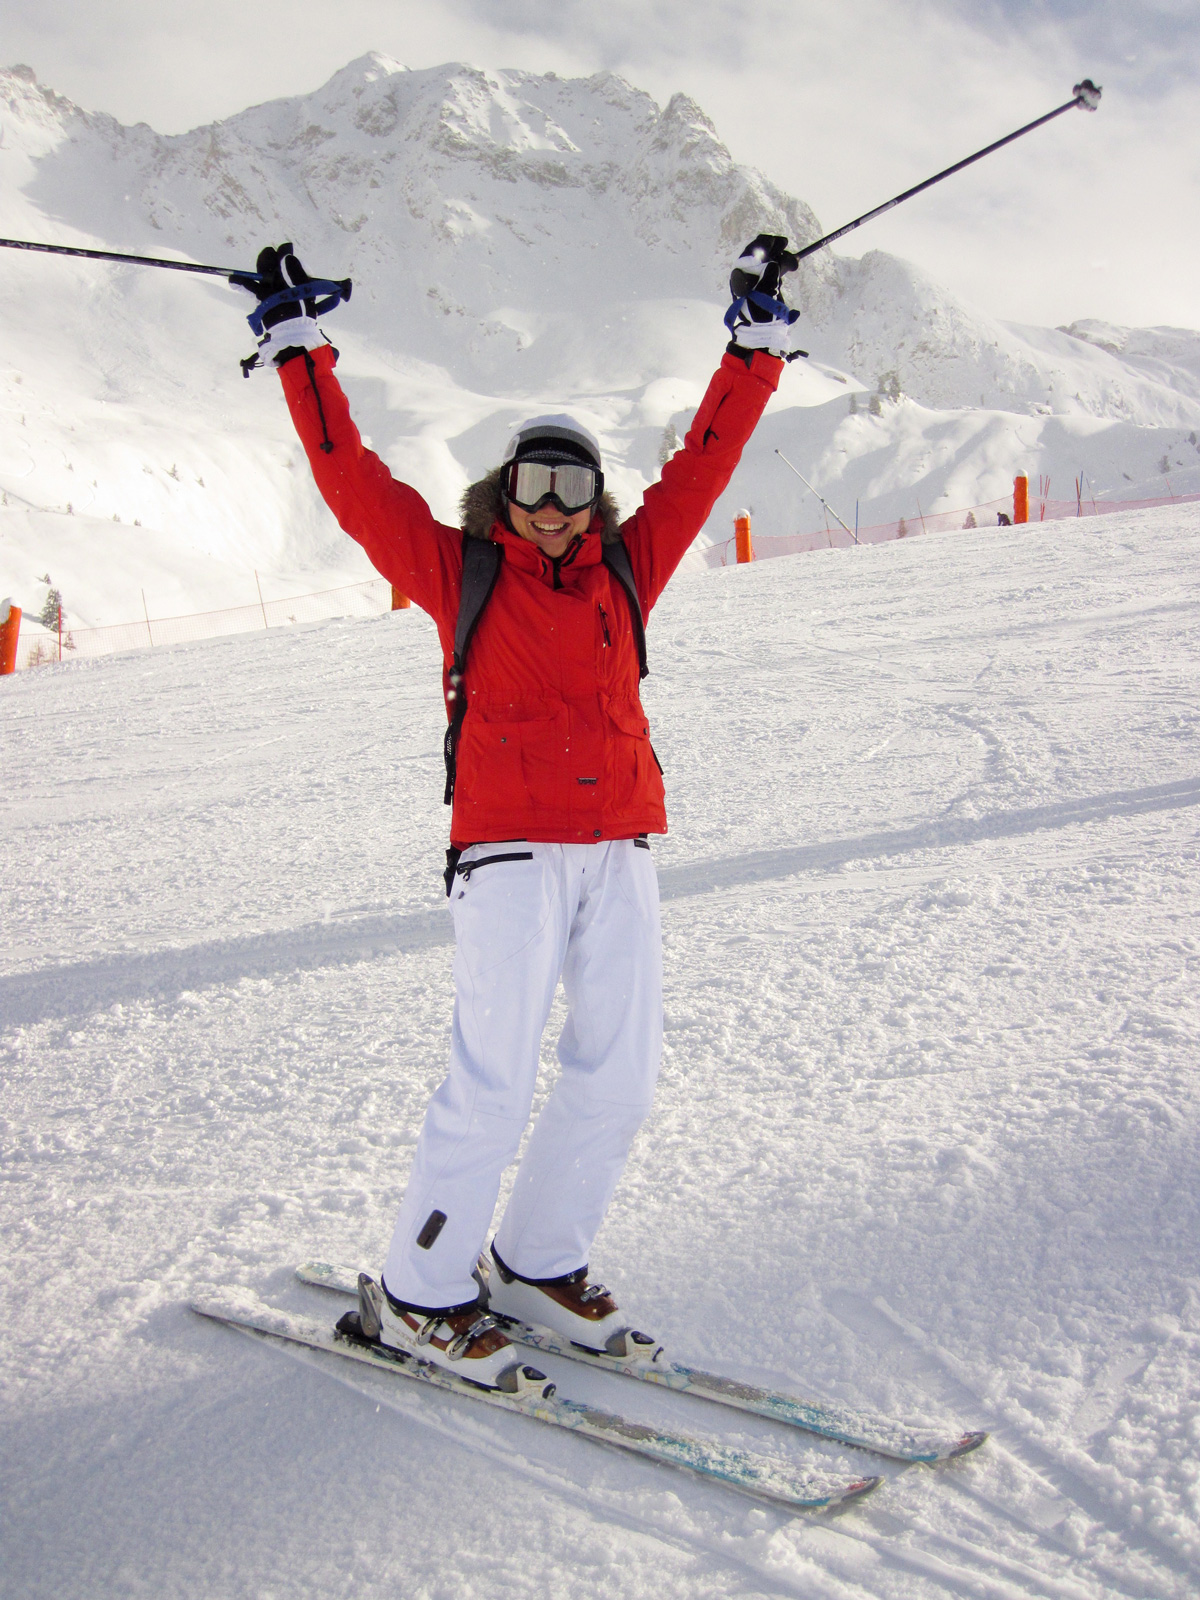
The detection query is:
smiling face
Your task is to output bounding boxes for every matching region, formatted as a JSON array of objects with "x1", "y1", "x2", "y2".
[{"x1": 507, "y1": 500, "x2": 594, "y2": 558}]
